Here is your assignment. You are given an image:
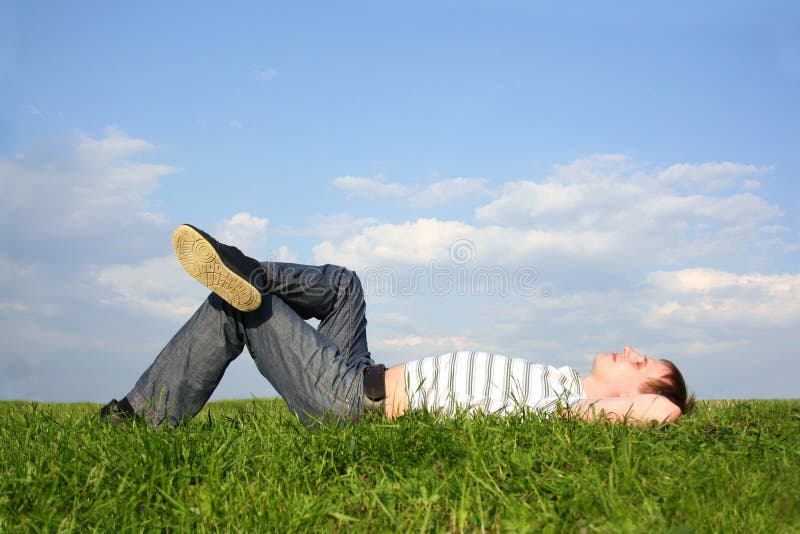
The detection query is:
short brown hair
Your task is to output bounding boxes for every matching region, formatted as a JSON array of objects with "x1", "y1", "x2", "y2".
[{"x1": 639, "y1": 359, "x2": 695, "y2": 415}]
